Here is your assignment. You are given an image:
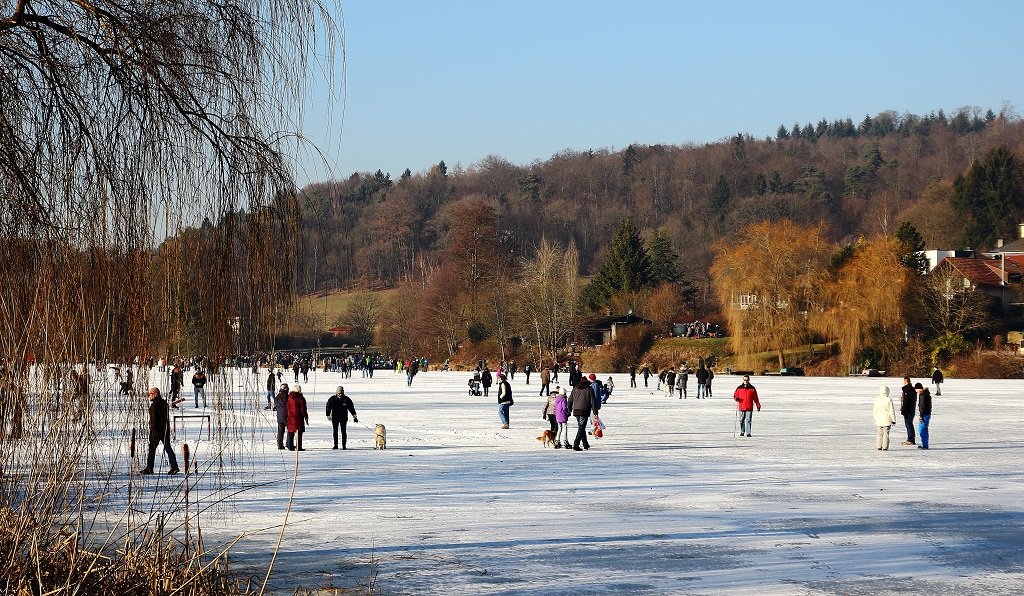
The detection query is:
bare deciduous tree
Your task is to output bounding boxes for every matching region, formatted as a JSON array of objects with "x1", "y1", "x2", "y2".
[
  {"x1": 910, "y1": 266, "x2": 994, "y2": 338},
  {"x1": 518, "y1": 237, "x2": 580, "y2": 365}
]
